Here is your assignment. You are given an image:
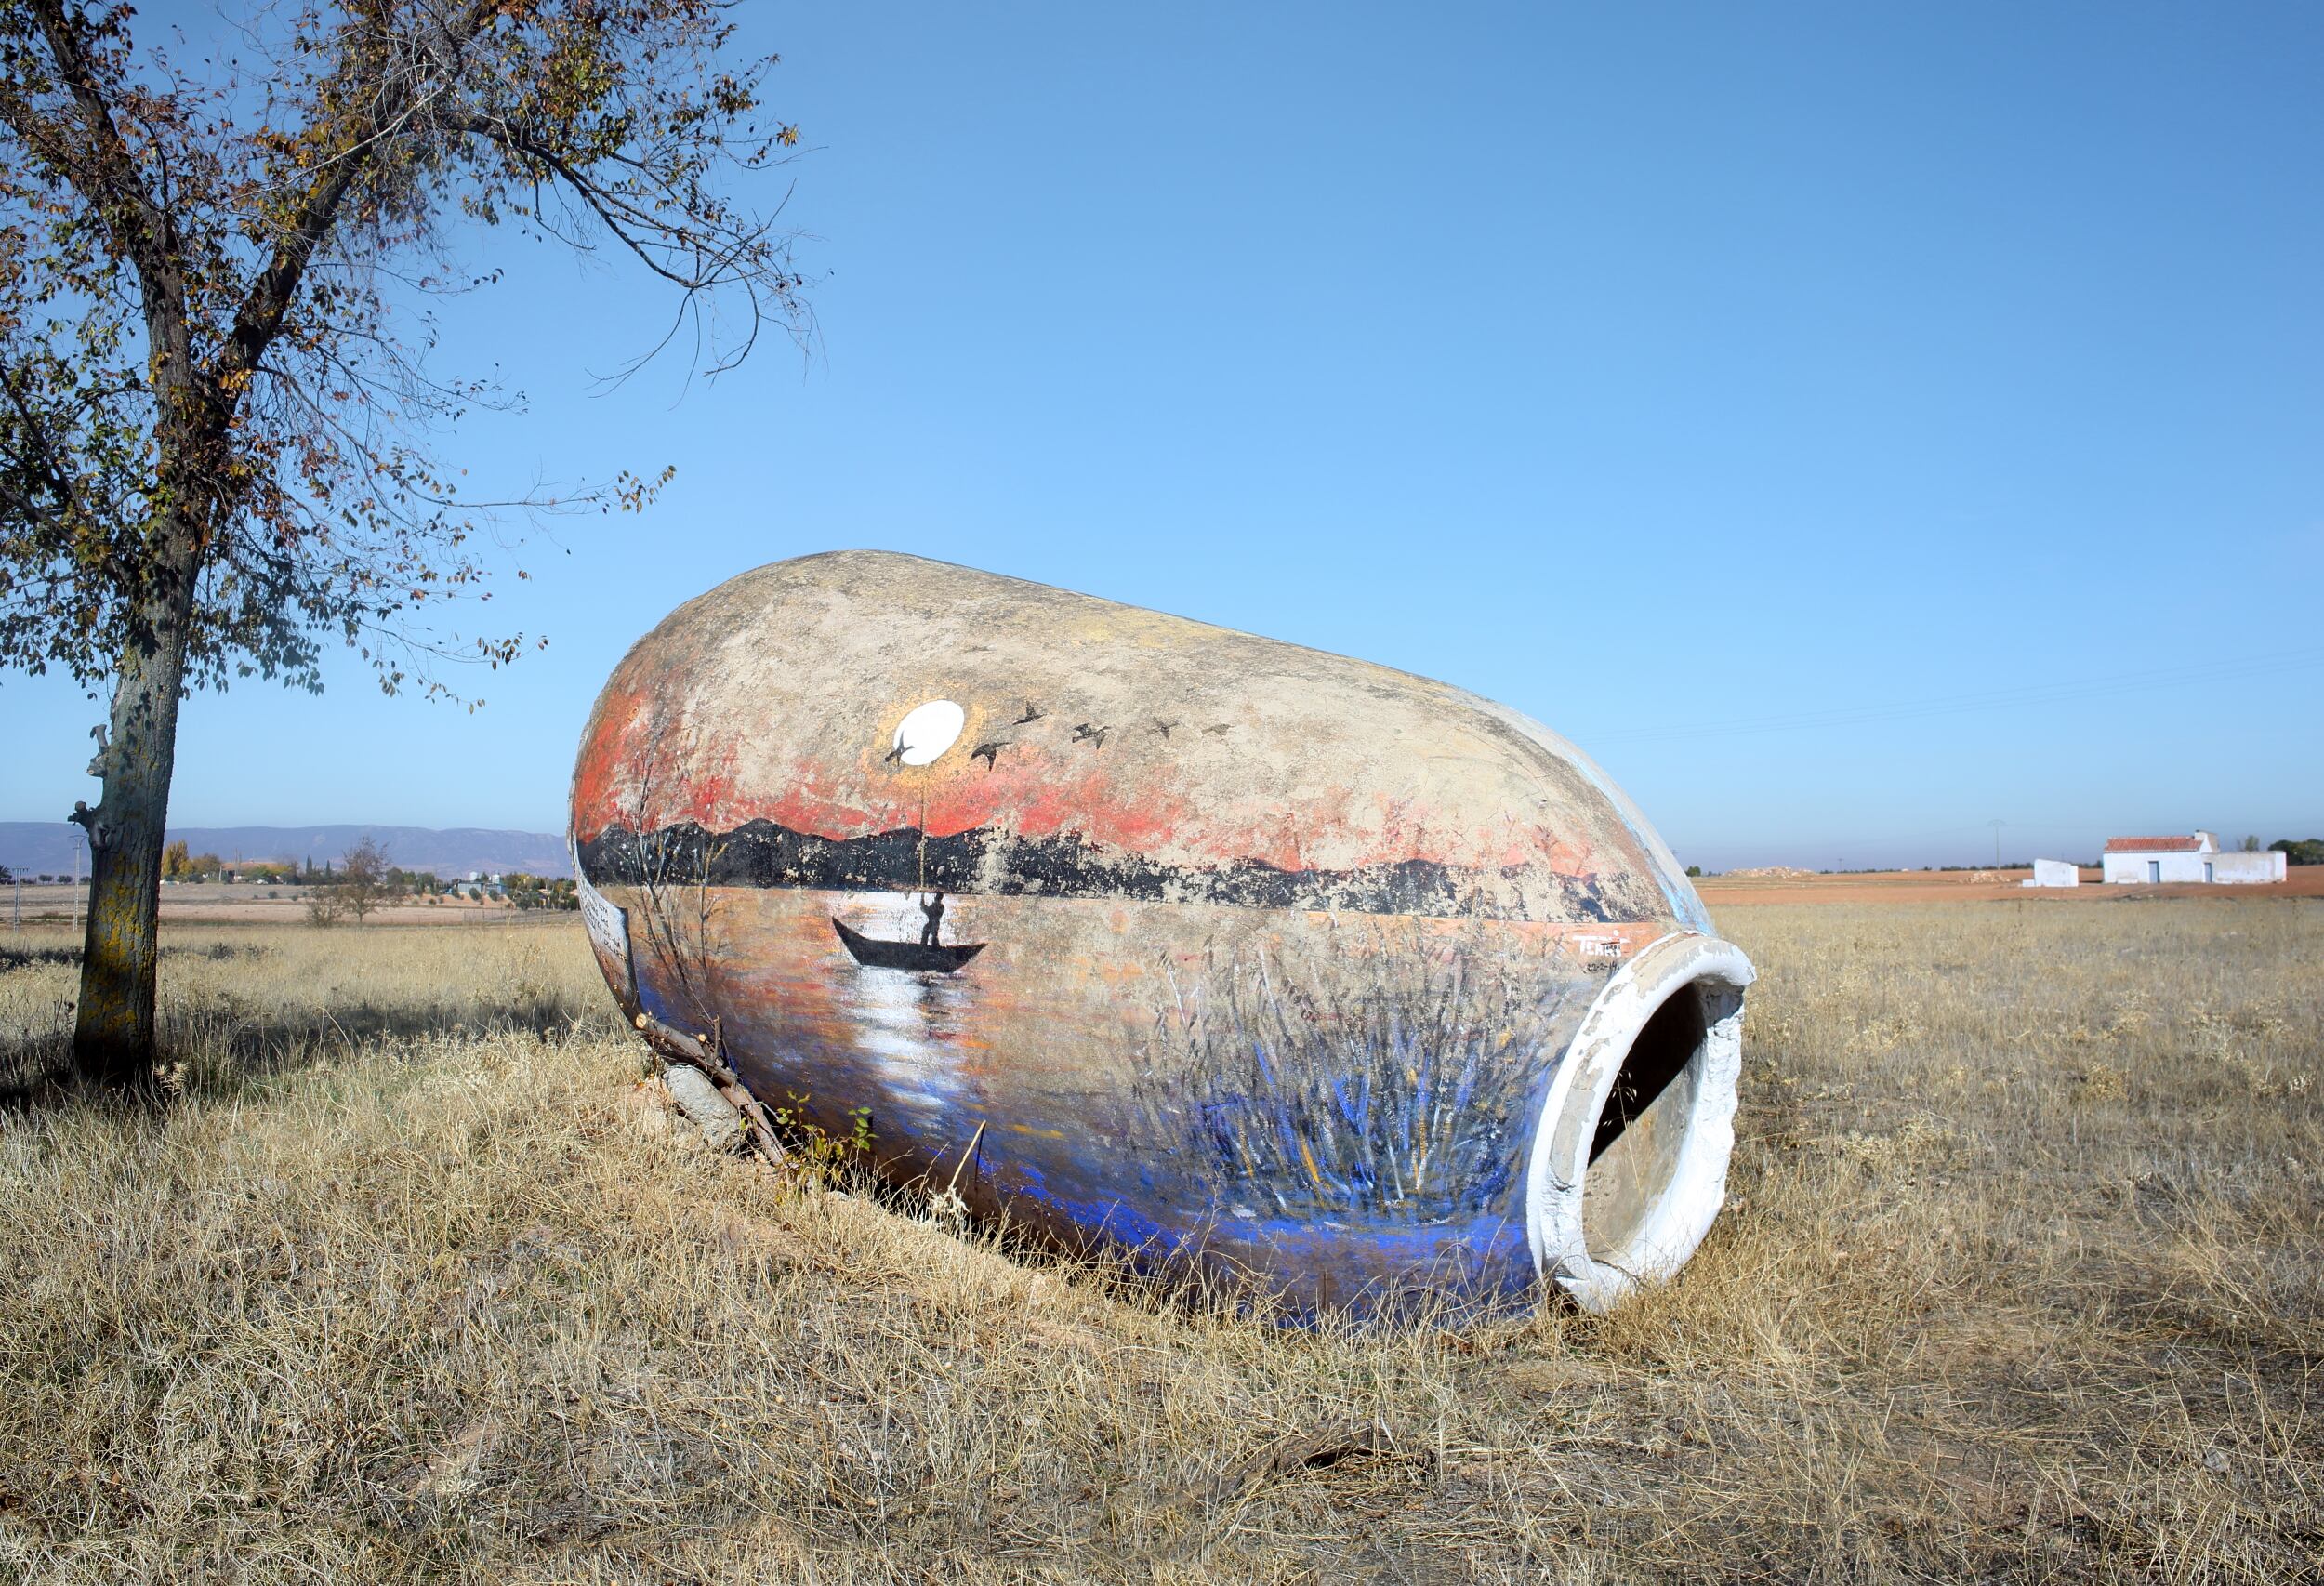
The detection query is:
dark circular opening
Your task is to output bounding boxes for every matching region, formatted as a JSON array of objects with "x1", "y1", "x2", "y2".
[{"x1": 1579, "y1": 982, "x2": 1710, "y2": 1264}]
